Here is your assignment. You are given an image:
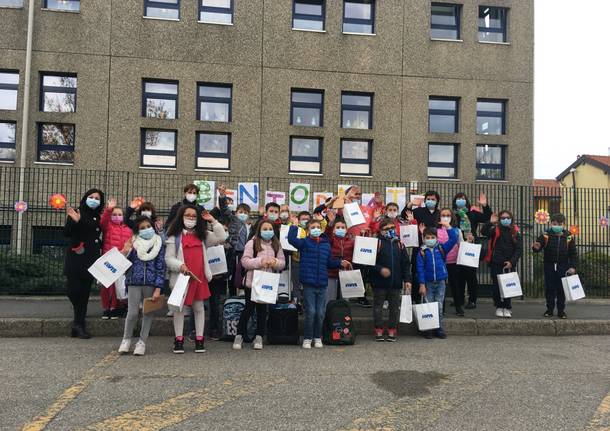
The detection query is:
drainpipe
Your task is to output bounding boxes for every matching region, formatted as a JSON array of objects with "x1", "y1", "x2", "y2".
[
  {"x1": 16, "y1": 0, "x2": 35, "y2": 255},
  {"x1": 570, "y1": 168, "x2": 578, "y2": 224}
]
